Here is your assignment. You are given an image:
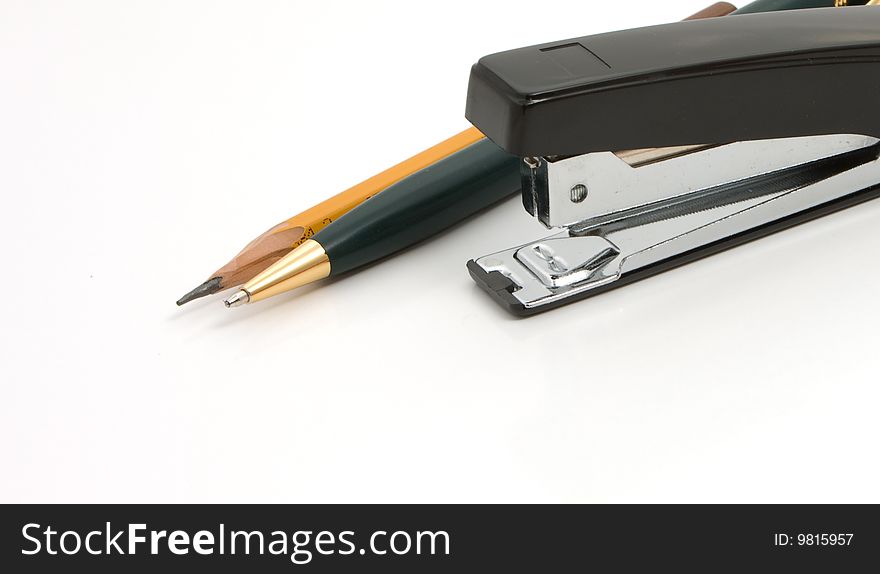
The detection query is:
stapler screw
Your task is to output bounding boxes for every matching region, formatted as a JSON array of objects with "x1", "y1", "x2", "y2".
[{"x1": 570, "y1": 184, "x2": 588, "y2": 203}]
